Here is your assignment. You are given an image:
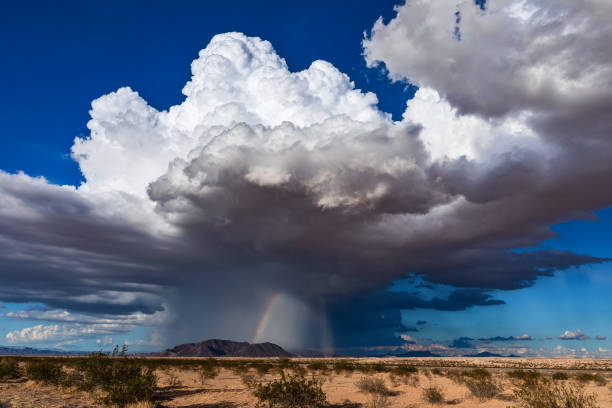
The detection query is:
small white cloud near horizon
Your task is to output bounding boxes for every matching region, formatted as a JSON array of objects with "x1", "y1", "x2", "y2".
[{"x1": 558, "y1": 330, "x2": 589, "y2": 340}]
